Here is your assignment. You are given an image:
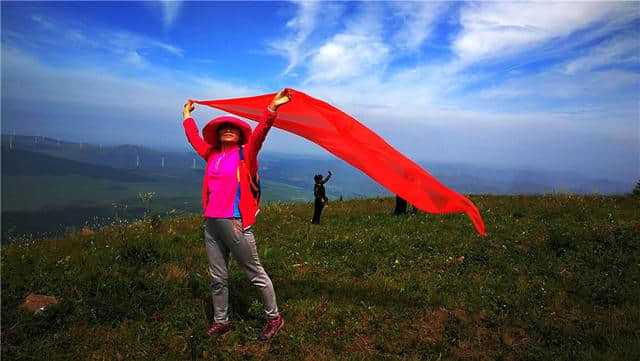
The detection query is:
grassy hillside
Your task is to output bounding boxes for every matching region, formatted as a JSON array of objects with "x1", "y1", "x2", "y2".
[
  {"x1": 2, "y1": 148, "x2": 152, "y2": 182},
  {"x1": 1, "y1": 146, "x2": 310, "y2": 240},
  {"x1": 1, "y1": 176, "x2": 308, "y2": 241},
  {"x1": 2, "y1": 195, "x2": 639, "y2": 360}
]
